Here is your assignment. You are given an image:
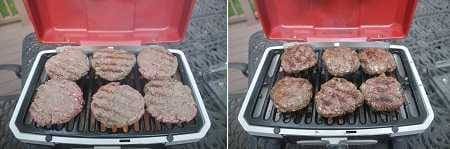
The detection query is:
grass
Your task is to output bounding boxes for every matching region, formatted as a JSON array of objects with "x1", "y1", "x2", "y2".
[
  {"x1": 228, "y1": 0, "x2": 243, "y2": 17},
  {"x1": 228, "y1": 0, "x2": 256, "y2": 18},
  {"x1": 0, "y1": 0, "x2": 18, "y2": 17}
]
